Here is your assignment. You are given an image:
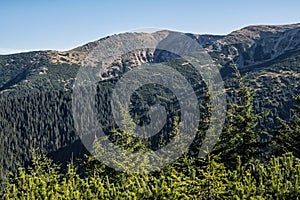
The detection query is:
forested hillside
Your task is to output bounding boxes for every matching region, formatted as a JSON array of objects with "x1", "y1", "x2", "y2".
[{"x1": 0, "y1": 24, "x2": 300, "y2": 199}]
